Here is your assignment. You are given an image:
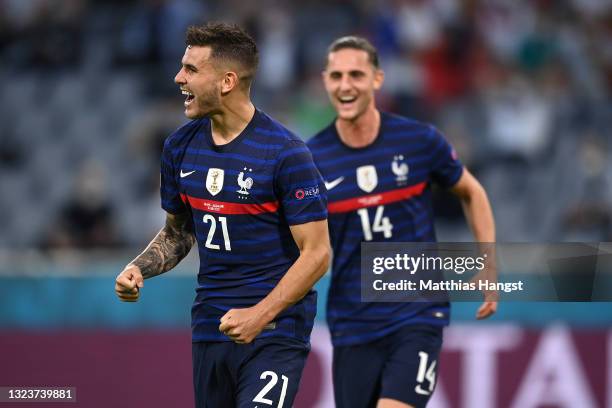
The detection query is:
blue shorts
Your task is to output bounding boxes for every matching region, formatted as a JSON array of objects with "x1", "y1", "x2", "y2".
[
  {"x1": 333, "y1": 324, "x2": 443, "y2": 408},
  {"x1": 192, "y1": 337, "x2": 310, "y2": 408}
]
